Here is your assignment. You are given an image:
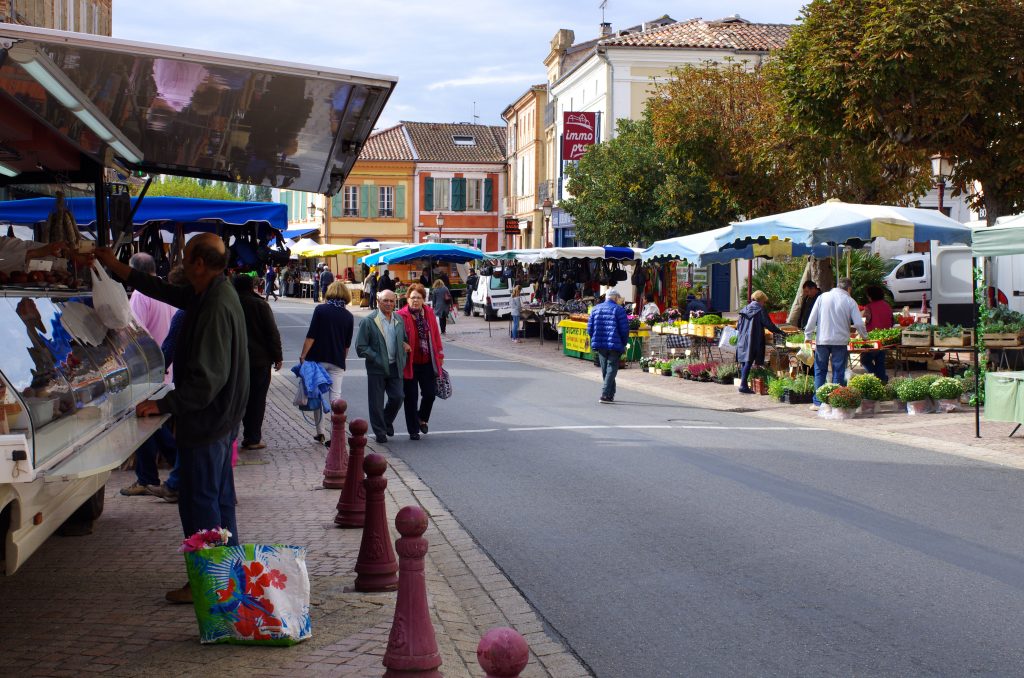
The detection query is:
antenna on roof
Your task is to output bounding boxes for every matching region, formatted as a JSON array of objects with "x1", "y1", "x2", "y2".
[
  {"x1": 599, "y1": 0, "x2": 608, "y2": 23},
  {"x1": 473, "y1": 101, "x2": 479, "y2": 125}
]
